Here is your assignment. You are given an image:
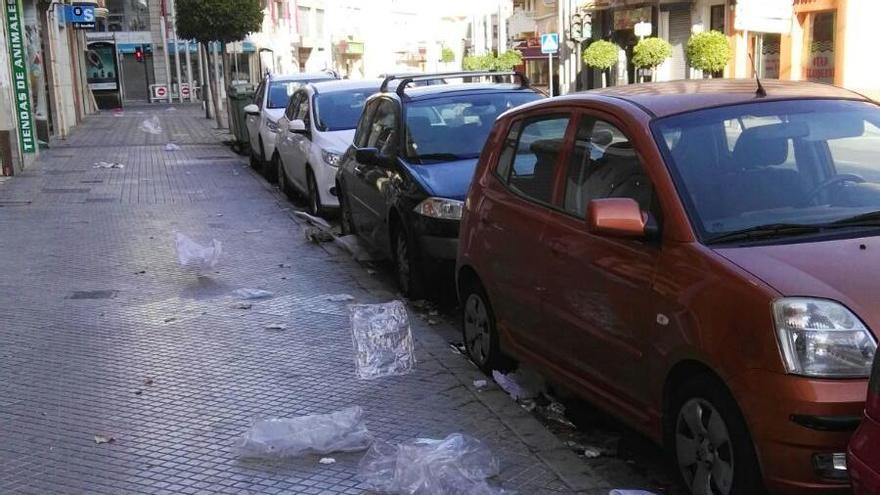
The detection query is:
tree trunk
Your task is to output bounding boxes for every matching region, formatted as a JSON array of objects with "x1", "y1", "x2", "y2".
[
  {"x1": 602, "y1": 71, "x2": 607, "y2": 88},
  {"x1": 200, "y1": 43, "x2": 212, "y2": 120},
  {"x1": 204, "y1": 42, "x2": 222, "y2": 128}
]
